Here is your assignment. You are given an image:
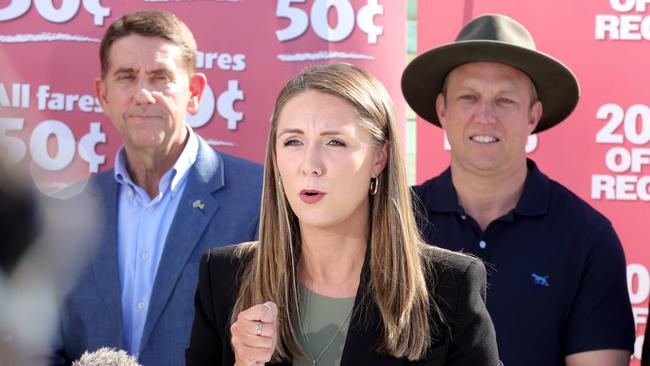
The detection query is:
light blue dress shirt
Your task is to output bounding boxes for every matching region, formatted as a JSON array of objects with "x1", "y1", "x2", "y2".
[{"x1": 114, "y1": 128, "x2": 198, "y2": 356}]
